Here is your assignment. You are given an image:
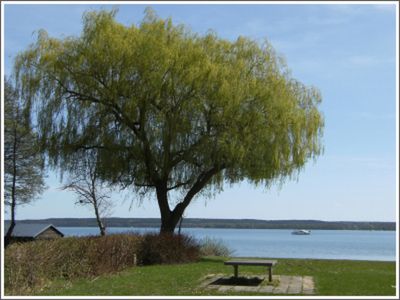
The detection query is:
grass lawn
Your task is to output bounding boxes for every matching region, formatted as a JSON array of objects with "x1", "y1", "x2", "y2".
[{"x1": 33, "y1": 256, "x2": 396, "y2": 296}]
